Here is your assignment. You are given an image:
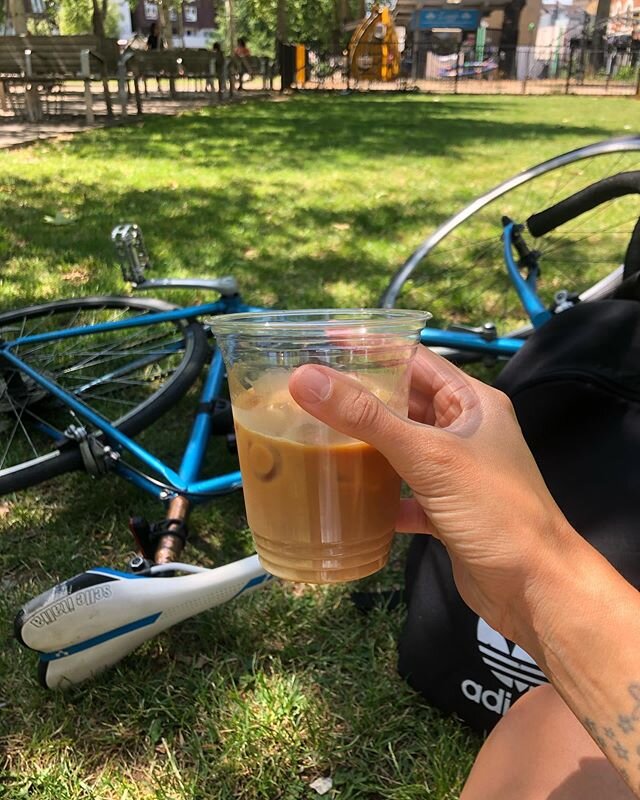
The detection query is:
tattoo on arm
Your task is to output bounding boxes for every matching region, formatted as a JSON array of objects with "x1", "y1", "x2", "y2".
[{"x1": 582, "y1": 683, "x2": 640, "y2": 793}]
